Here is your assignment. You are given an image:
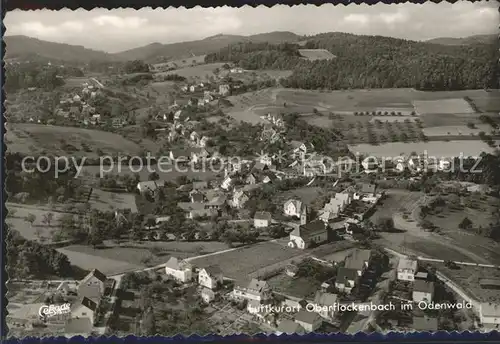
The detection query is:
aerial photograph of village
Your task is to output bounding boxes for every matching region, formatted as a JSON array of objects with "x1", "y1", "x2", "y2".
[{"x1": 4, "y1": 2, "x2": 500, "y2": 338}]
